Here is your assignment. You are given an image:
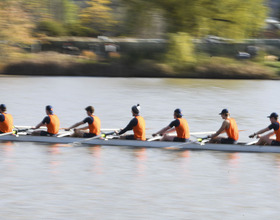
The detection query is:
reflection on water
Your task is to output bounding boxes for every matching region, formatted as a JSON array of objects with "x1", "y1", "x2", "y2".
[
  {"x1": 89, "y1": 145, "x2": 103, "y2": 174},
  {"x1": 0, "y1": 77, "x2": 280, "y2": 219},
  {"x1": 133, "y1": 148, "x2": 147, "y2": 176}
]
